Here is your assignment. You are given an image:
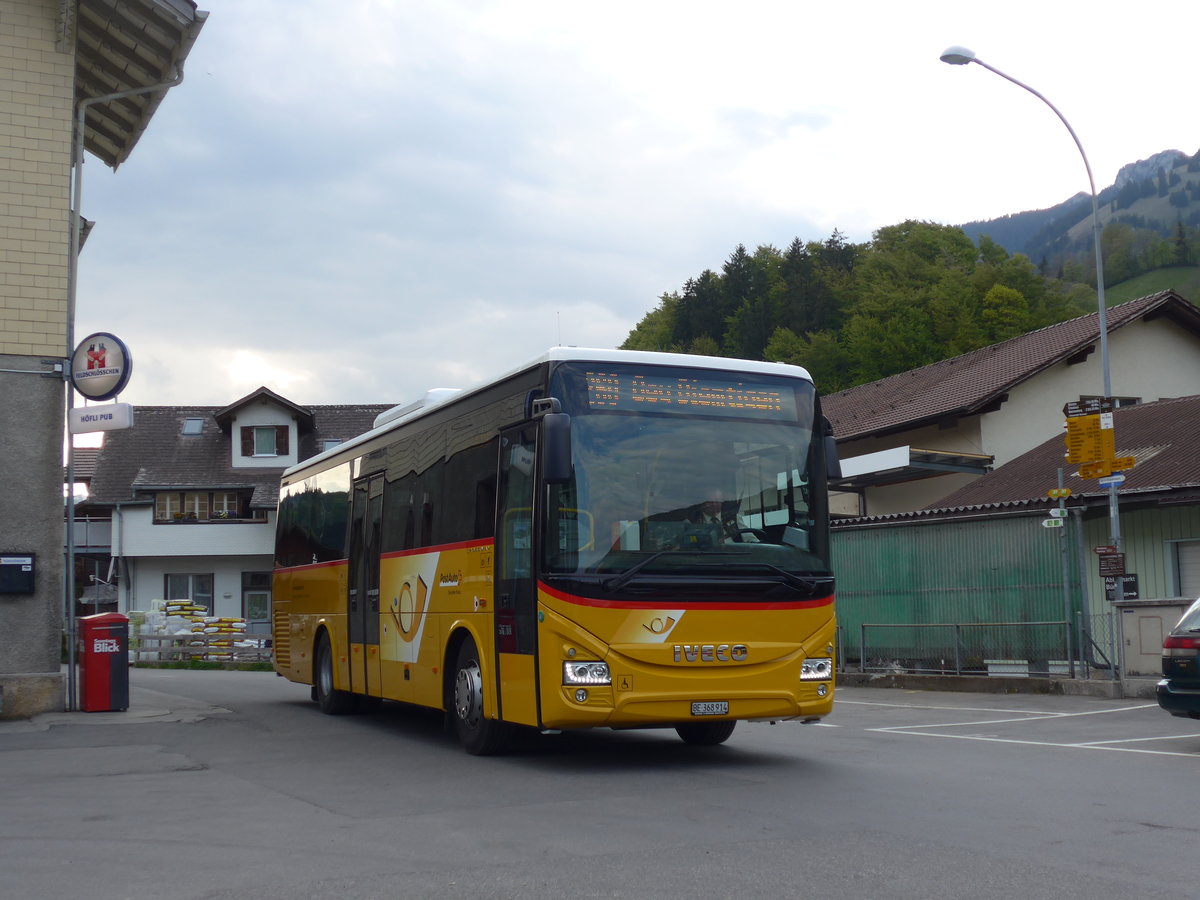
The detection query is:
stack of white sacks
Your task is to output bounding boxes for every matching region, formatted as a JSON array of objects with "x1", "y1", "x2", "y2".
[{"x1": 136, "y1": 600, "x2": 257, "y2": 660}]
